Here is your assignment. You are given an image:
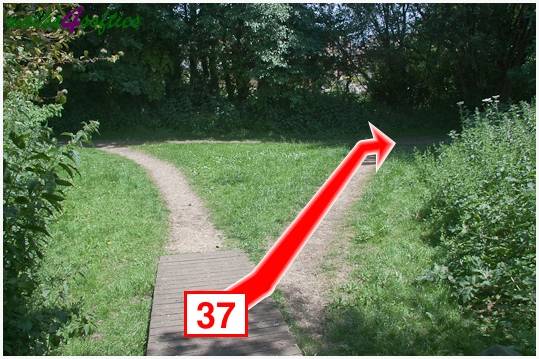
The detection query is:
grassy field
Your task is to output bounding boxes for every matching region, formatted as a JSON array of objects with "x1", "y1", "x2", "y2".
[
  {"x1": 35, "y1": 149, "x2": 168, "y2": 355},
  {"x1": 137, "y1": 142, "x2": 488, "y2": 355},
  {"x1": 35, "y1": 141, "x2": 495, "y2": 355},
  {"x1": 138, "y1": 142, "x2": 351, "y2": 260},
  {"x1": 319, "y1": 153, "x2": 489, "y2": 355}
]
